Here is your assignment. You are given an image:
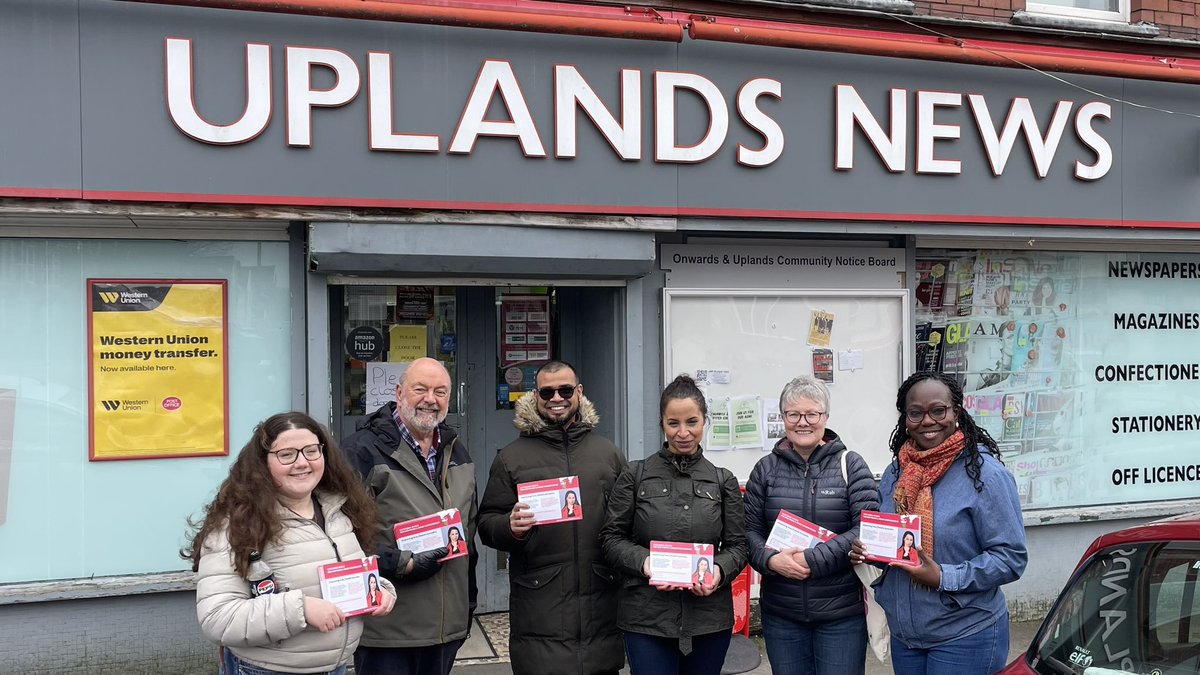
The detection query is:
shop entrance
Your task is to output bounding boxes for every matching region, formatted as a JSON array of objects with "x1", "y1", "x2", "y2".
[{"x1": 330, "y1": 283, "x2": 624, "y2": 613}]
